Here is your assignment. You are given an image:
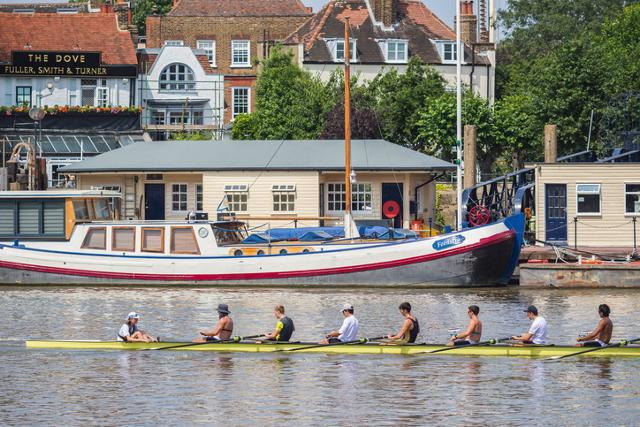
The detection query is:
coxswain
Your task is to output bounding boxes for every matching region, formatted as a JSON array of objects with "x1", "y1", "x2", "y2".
[
  {"x1": 320, "y1": 303, "x2": 359, "y2": 344},
  {"x1": 194, "y1": 303, "x2": 234, "y2": 342},
  {"x1": 576, "y1": 304, "x2": 613, "y2": 347},
  {"x1": 262, "y1": 304, "x2": 295, "y2": 342},
  {"x1": 448, "y1": 305, "x2": 482, "y2": 346},
  {"x1": 511, "y1": 305, "x2": 547, "y2": 344},
  {"x1": 386, "y1": 302, "x2": 420, "y2": 343},
  {"x1": 117, "y1": 312, "x2": 157, "y2": 342}
]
